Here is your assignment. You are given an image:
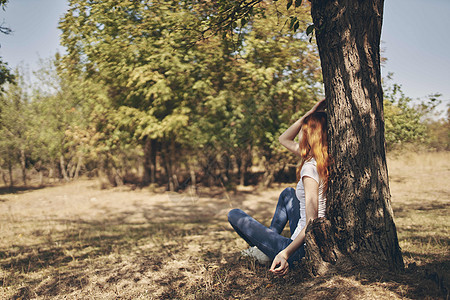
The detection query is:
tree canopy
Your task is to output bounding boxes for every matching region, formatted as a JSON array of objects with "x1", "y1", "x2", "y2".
[
  {"x1": 0, "y1": 0, "x2": 15, "y2": 90},
  {"x1": 0, "y1": 0, "x2": 445, "y2": 191}
]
